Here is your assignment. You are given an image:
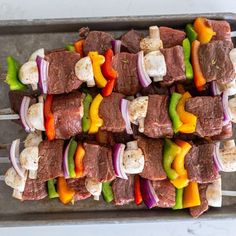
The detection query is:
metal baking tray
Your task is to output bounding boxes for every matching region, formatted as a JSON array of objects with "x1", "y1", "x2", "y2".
[{"x1": 0, "y1": 13, "x2": 236, "y2": 227}]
